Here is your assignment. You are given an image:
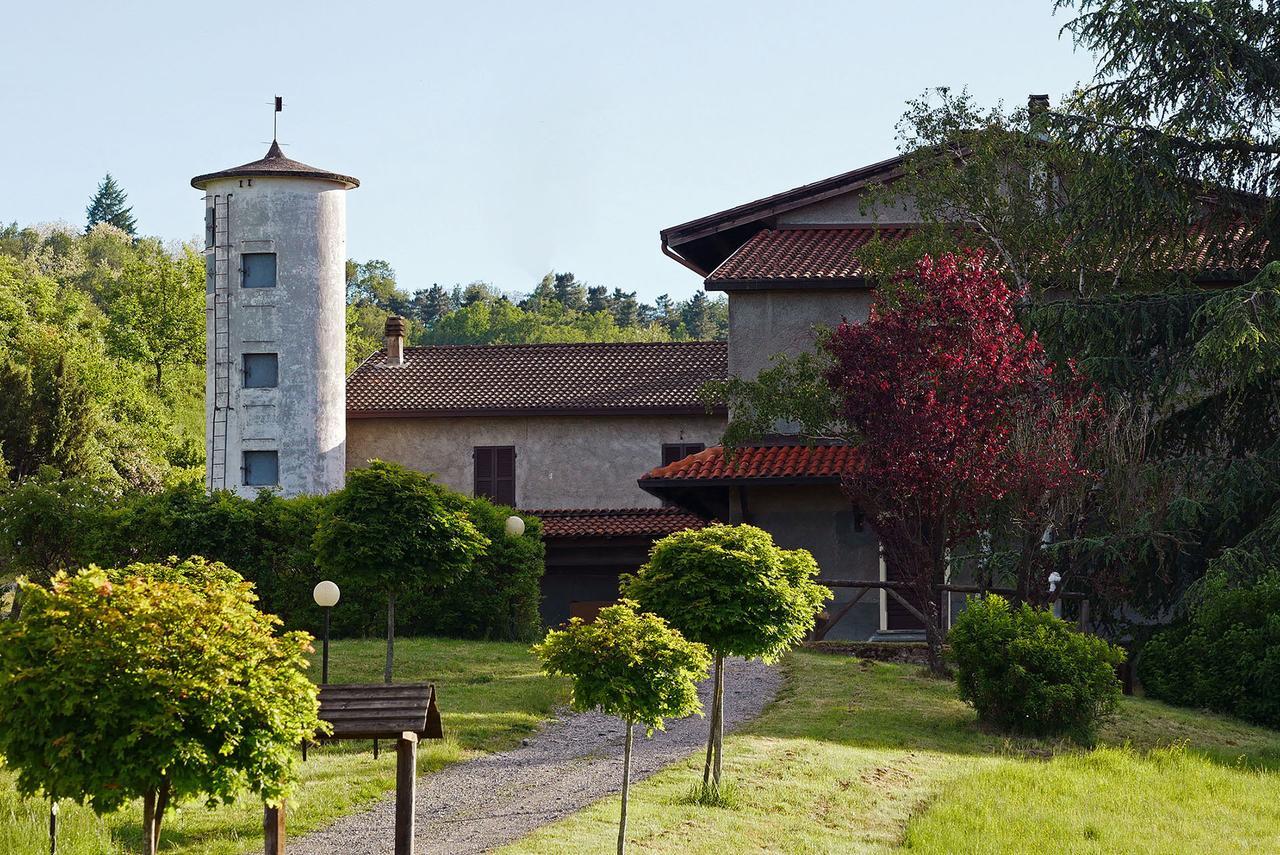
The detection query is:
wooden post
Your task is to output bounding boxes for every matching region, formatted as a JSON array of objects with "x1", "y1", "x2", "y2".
[
  {"x1": 264, "y1": 801, "x2": 285, "y2": 855},
  {"x1": 395, "y1": 732, "x2": 418, "y2": 855}
]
